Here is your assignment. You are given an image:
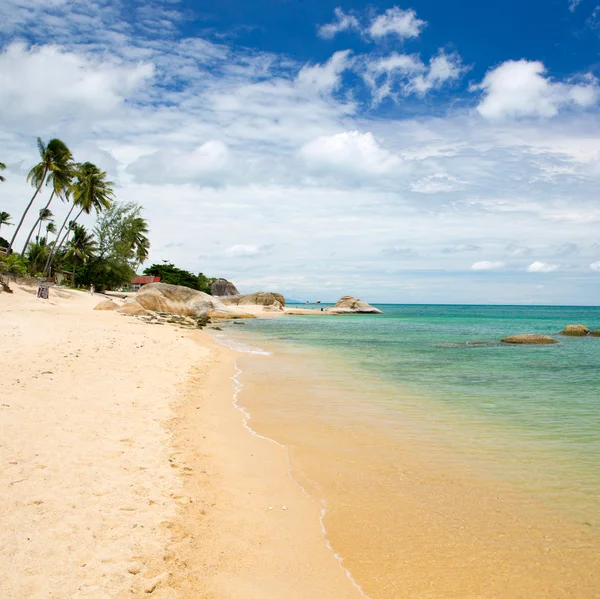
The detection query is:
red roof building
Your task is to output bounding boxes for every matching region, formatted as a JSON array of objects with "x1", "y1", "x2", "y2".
[{"x1": 131, "y1": 275, "x2": 160, "y2": 286}]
